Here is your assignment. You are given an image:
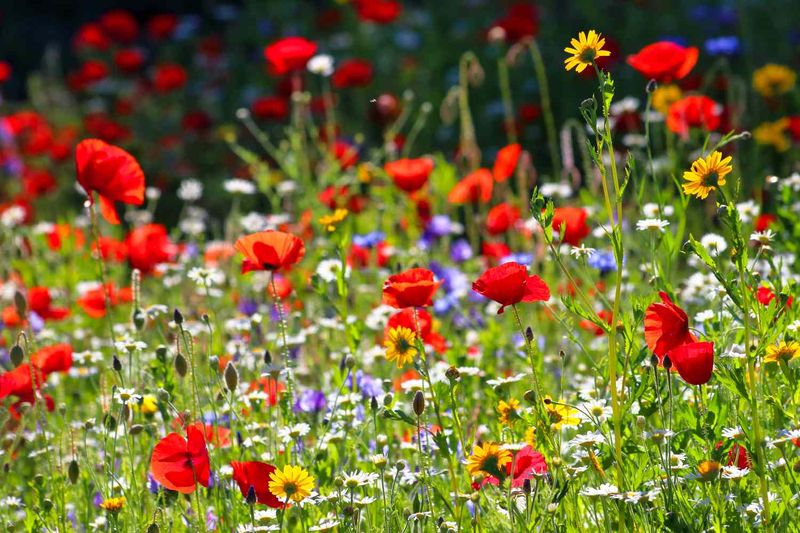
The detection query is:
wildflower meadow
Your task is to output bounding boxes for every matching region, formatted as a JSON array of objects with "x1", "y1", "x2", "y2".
[{"x1": 2, "y1": 2, "x2": 800, "y2": 531}]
